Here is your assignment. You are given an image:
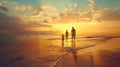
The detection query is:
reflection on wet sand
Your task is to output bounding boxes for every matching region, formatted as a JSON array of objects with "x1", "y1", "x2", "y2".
[
  {"x1": 72, "y1": 50, "x2": 78, "y2": 62},
  {"x1": 55, "y1": 36, "x2": 120, "y2": 67},
  {"x1": 94, "y1": 49, "x2": 120, "y2": 67},
  {"x1": 71, "y1": 40, "x2": 78, "y2": 63},
  {"x1": 55, "y1": 39, "x2": 95, "y2": 67},
  {"x1": 62, "y1": 41, "x2": 64, "y2": 48},
  {"x1": 0, "y1": 35, "x2": 120, "y2": 67}
]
